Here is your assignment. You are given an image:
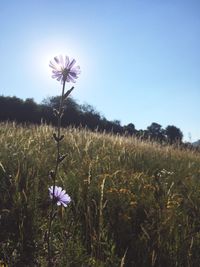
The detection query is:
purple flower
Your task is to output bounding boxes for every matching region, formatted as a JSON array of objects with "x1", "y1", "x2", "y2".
[
  {"x1": 49, "y1": 186, "x2": 71, "y2": 207},
  {"x1": 49, "y1": 55, "x2": 81, "y2": 83}
]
